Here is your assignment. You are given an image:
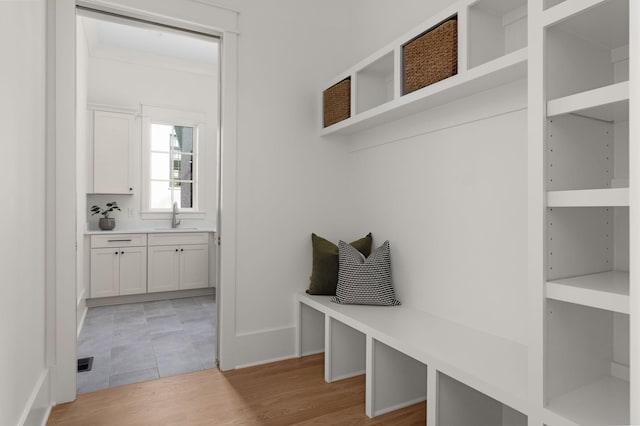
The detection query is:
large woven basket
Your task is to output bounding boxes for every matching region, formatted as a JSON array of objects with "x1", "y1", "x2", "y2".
[
  {"x1": 323, "y1": 78, "x2": 351, "y2": 127},
  {"x1": 403, "y1": 16, "x2": 458, "y2": 95}
]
